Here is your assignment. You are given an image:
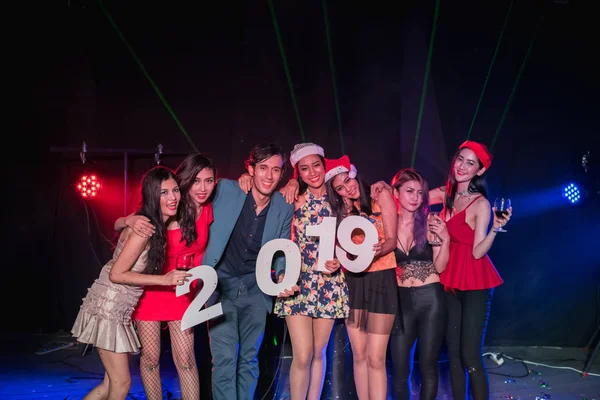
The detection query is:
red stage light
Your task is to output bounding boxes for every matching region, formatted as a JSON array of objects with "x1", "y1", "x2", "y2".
[{"x1": 77, "y1": 174, "x2": 101, "y2": 198}]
